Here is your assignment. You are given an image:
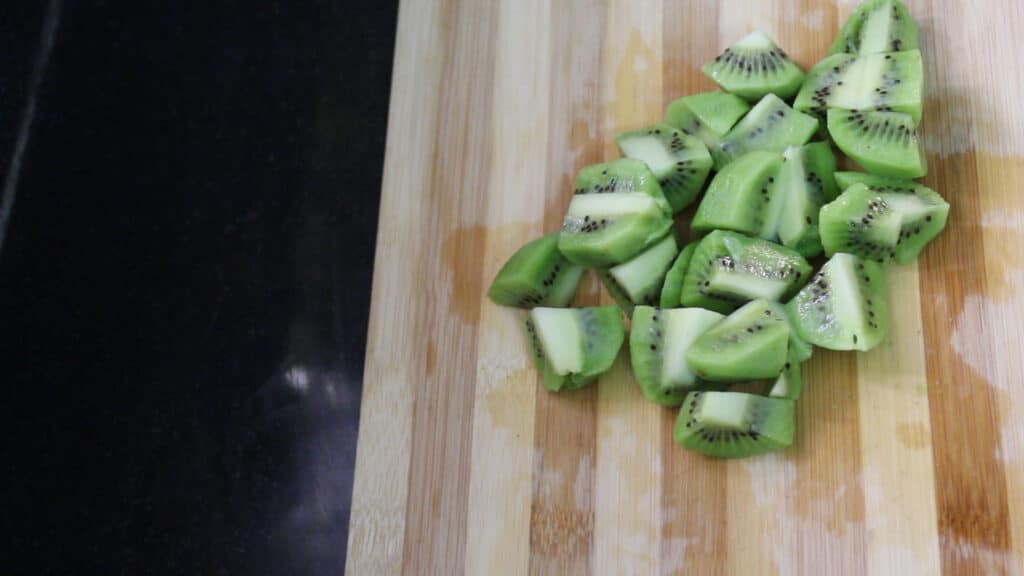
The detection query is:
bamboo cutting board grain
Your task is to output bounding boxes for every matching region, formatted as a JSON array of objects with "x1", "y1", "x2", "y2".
[{"x1": 346, "y1": 1, "x2": 1024, "y2": 574}]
